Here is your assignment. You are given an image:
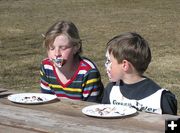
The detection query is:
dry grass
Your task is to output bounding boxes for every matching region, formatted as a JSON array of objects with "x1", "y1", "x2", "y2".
[{"x1": 0, "y1": 0, "x2": 180, "y2": 112}]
